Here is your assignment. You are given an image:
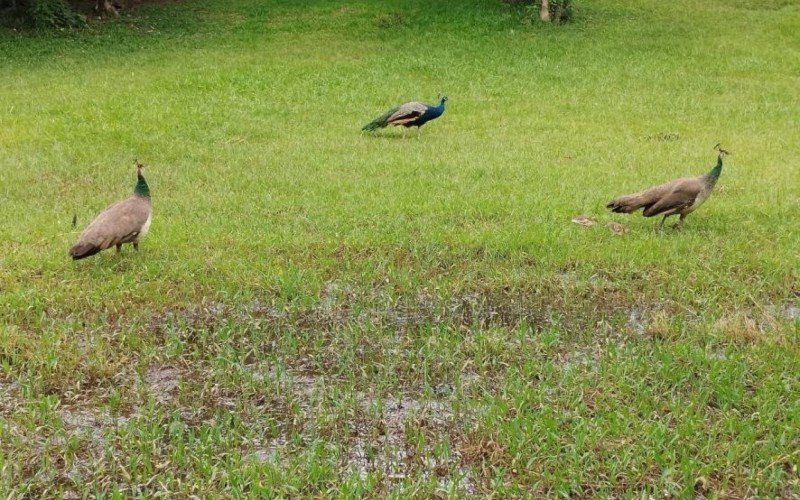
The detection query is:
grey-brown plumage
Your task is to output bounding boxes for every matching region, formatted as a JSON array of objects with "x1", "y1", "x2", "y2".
[
  {"x1": 606, "y1": 145, "x2": 729, "y2": 229},
  {"x1": 69, "y1": 161, "x2": 152, "y2": 260}
]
